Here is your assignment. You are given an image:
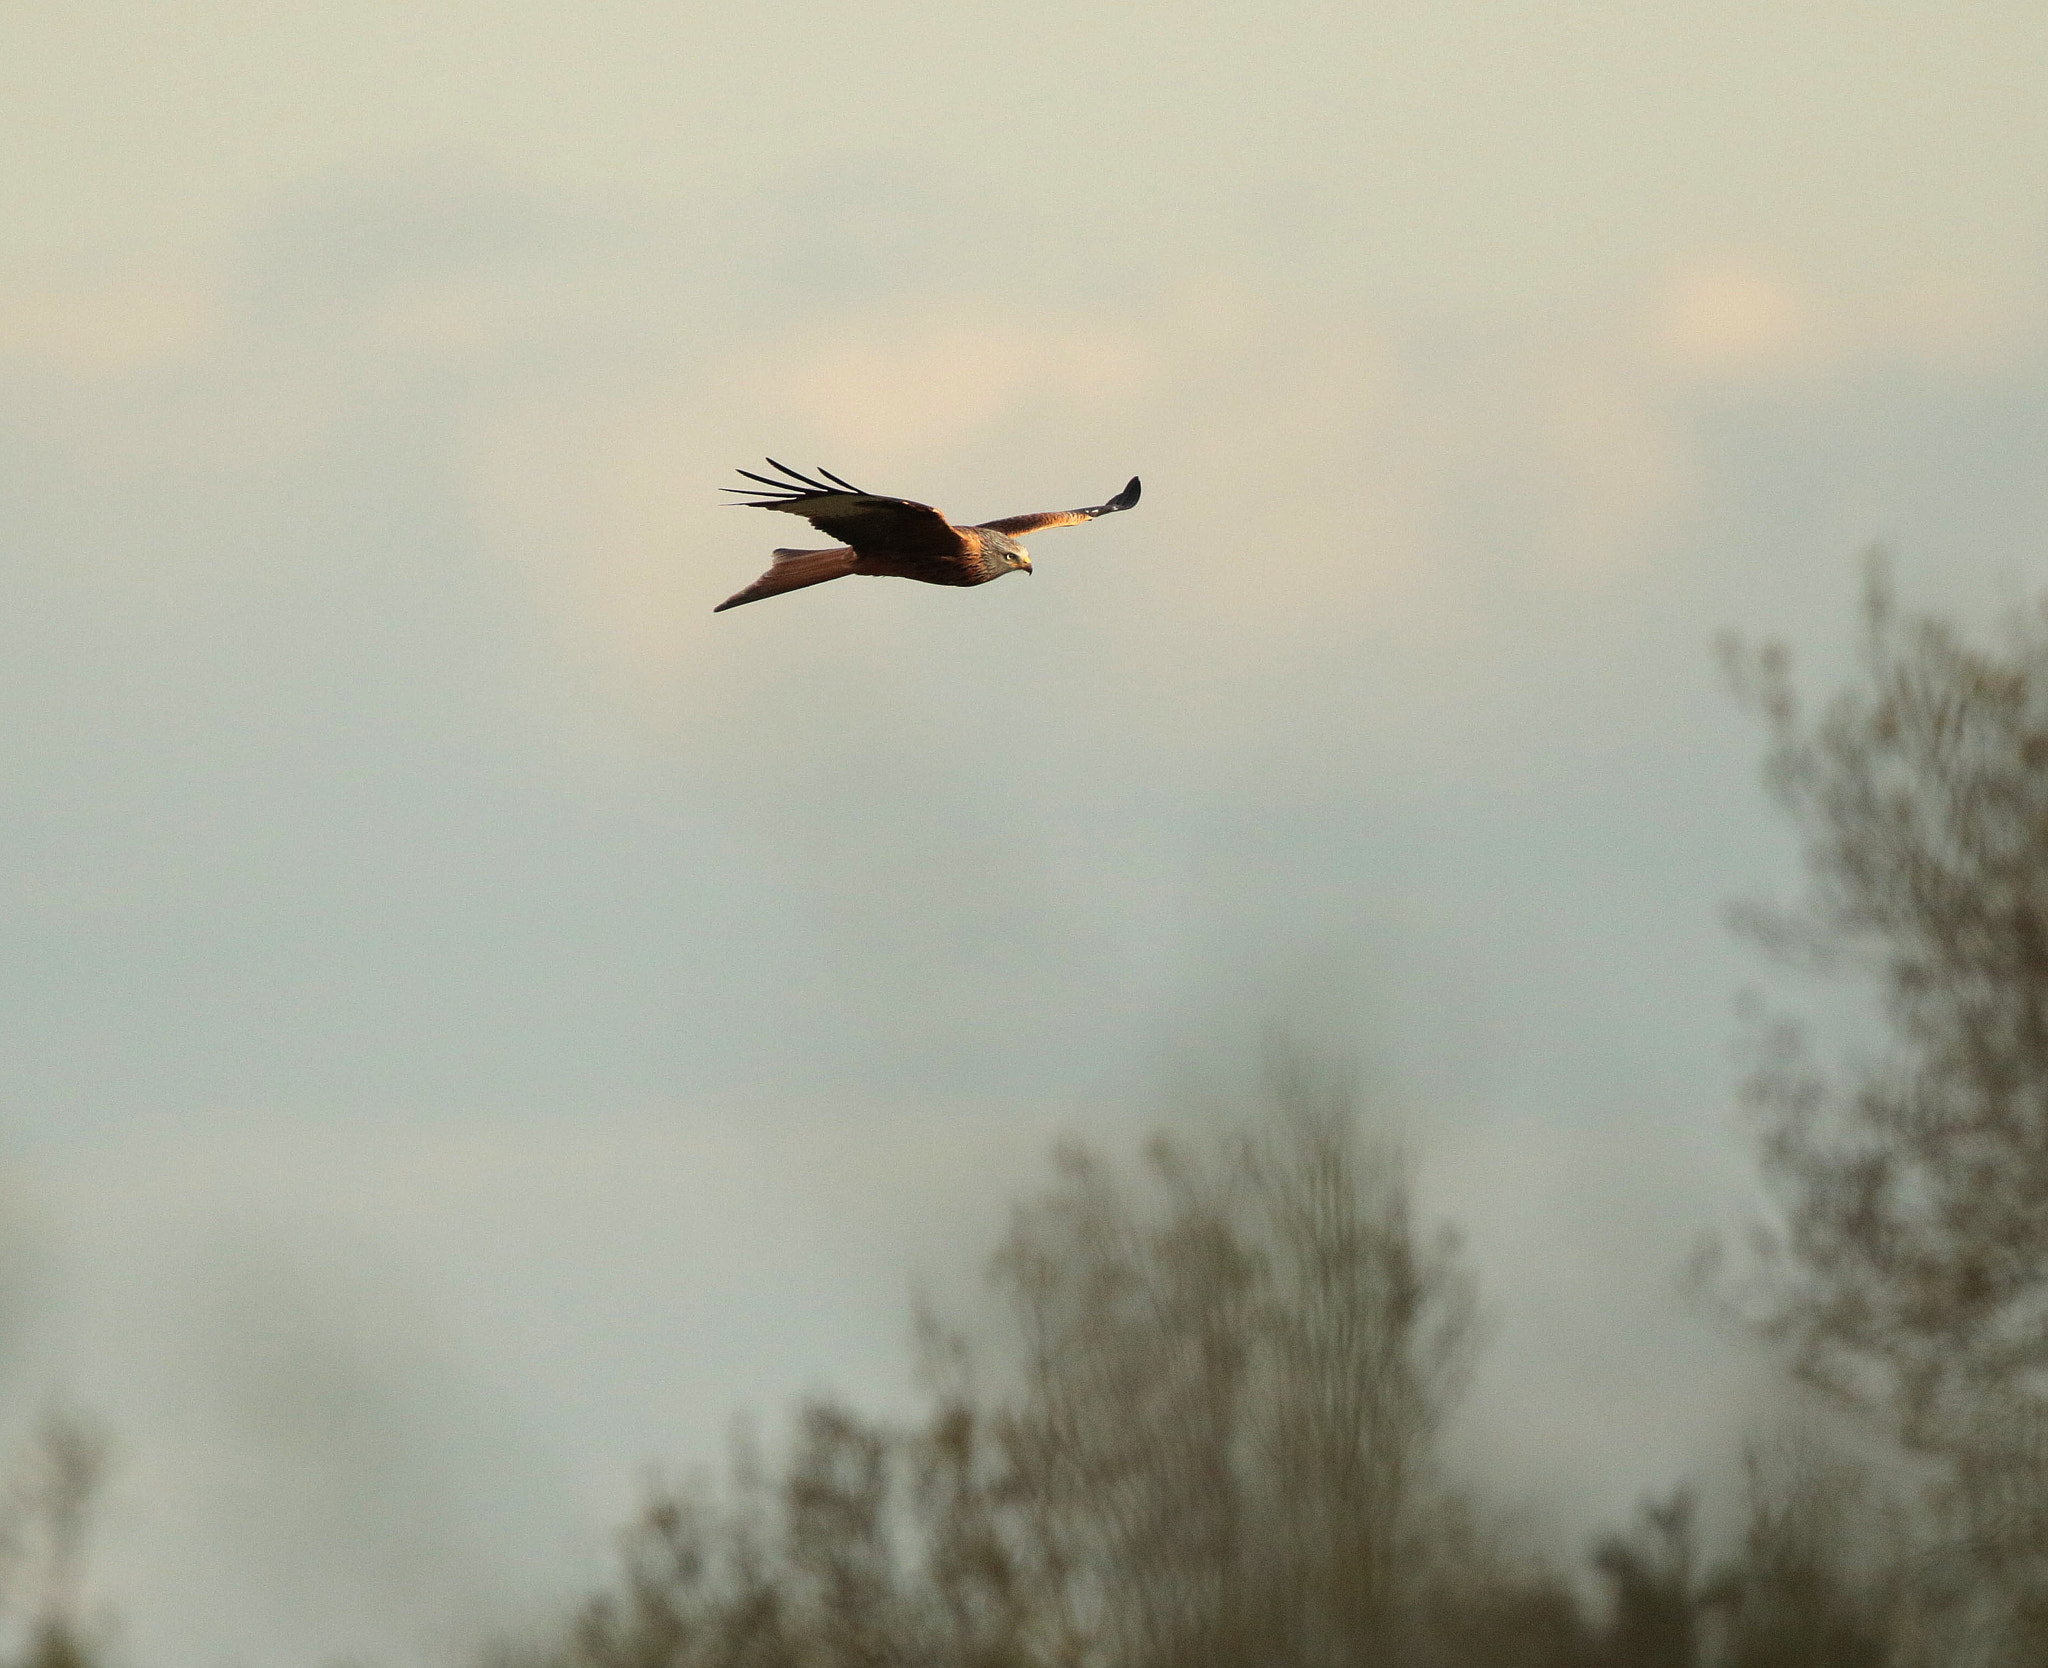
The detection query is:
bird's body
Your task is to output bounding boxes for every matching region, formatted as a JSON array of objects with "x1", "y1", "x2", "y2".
[{"x1": 714, "y1": 461, "x2": 1139, "y2": 612}]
